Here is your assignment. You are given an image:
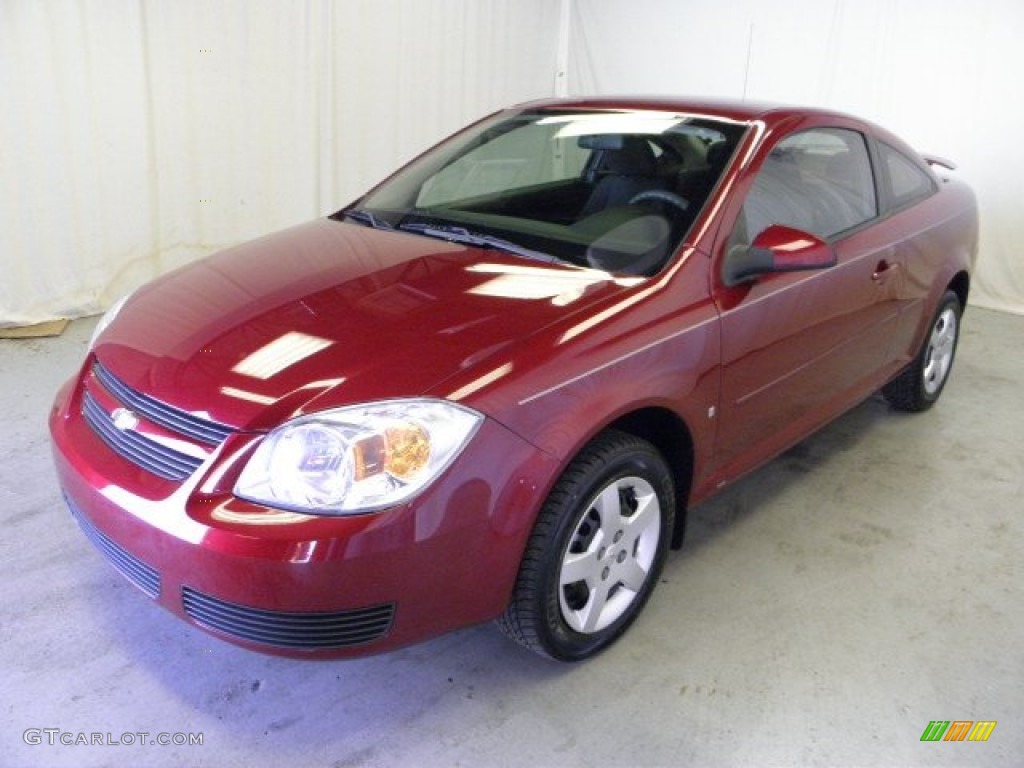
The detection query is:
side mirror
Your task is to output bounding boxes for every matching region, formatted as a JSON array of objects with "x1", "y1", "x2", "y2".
[{"x1": 723, "y1": 225, "x2": 837, "y2": 286}]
